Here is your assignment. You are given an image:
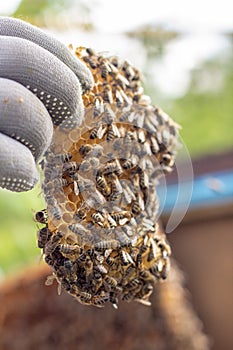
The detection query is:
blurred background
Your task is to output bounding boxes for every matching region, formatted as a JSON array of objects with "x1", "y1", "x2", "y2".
[{"x1": 0, "y1": 1, "x2": 232, "y2": 350}]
